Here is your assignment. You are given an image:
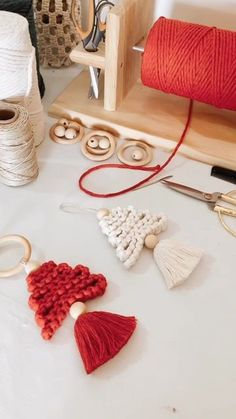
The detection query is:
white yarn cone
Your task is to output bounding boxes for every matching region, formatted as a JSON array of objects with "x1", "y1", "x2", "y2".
[
  {"x1": 153, "y1": 239, "x2": 203, "y2": 289},
  {"x1": 0, "y1": 11, "x2": 45, "y2": 146}
]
